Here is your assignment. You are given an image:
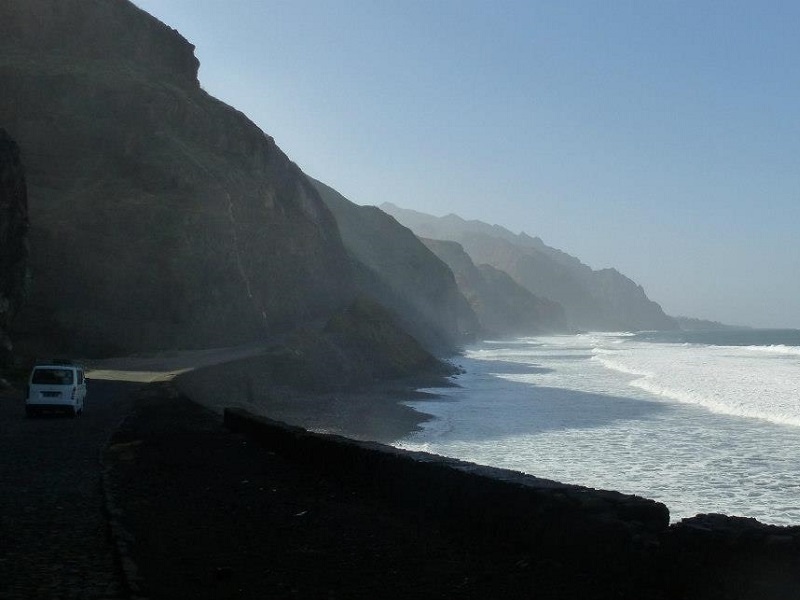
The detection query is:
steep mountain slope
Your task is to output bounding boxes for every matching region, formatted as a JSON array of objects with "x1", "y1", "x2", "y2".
[
  {"x1": 263, "y1": 297, "x2": 456, "y2": 392},
  {"x1": 382, "y1": 203, "x2": 677, "y2": 332},
  {"x1": 0, "y1": 130, "x2": 29, "y2": 363},
  {"x1": 0, "y1": 0, "x2": 355, "y2": 354},
  {"x1": 421, "y1": 238, "x2": 567, "y2": 337},
  {"x1": 310, "y1": 178, "x2": 478, "y2": 350}
]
